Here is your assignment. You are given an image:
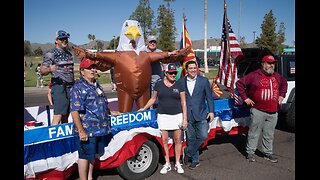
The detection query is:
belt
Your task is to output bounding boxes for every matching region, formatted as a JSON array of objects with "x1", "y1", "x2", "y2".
[{"x1": 51, "y1": 77, "x2": 74, "y2": 87}]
